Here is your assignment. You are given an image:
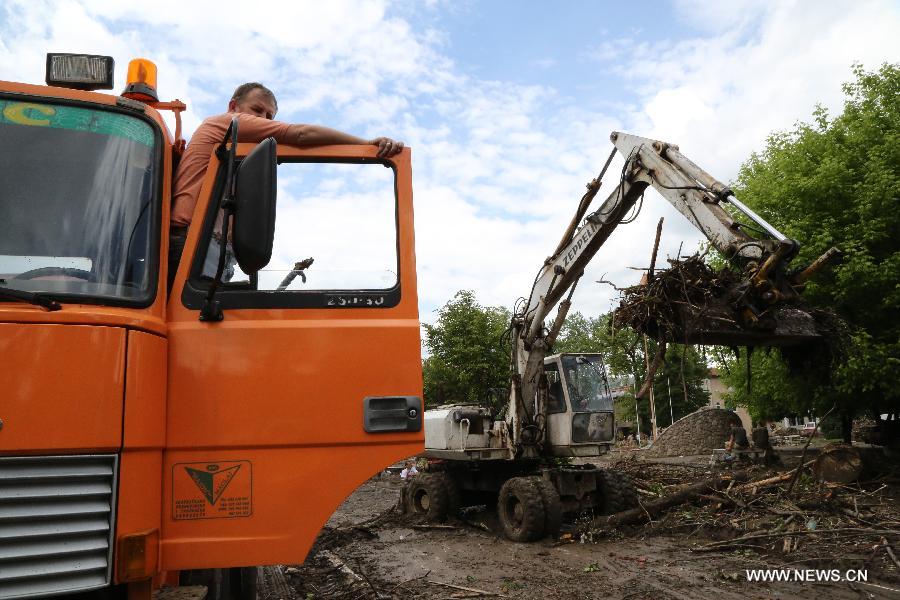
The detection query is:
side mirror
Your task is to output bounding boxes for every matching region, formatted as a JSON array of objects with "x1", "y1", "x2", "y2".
[{"x1": 232, "y1": 137, "x2": 277, "y2": 274}]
